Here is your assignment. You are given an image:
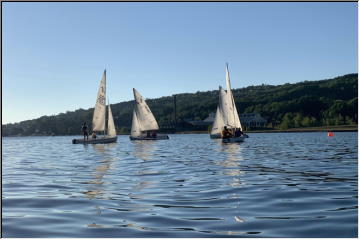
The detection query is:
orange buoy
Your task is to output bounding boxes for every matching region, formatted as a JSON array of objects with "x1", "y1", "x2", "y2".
[{"x1": 327, "y1": 132, "x2": 334, "y2": 137}]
